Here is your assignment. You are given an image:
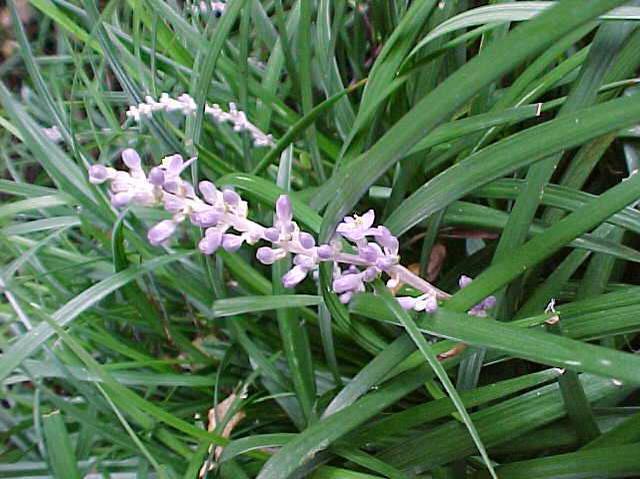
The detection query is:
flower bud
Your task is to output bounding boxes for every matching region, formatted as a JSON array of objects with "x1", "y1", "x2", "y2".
[
  {"x1": 362, "y1": 267, "x2": 378, "y2": 282},
  {"x1": 397, "y1": 297, "x2": 417, "y2": 310},
  {"x1": 459, "y1": 275, "x2": 473, "y2": 289},
  {"x1": 111, "y1": 192, "x2": 133, "y2": 208},
  {"x1": 339, "y1": 292, "x2": 353, "y2": 304},
  {"x1": 333, "y1": 273, "x2": 363, "y2": 294},
  {"x1": 88, "y1": 164, "x2": 109, "y2": 184},
  {"x1": 222, "y1": 234, "x2": 244, "y2": 252},
  {"x1": 276, "y1": 195, "x2": 293, "y2": 223},
  {"x1": 282, "y1": 265, "x2": 308, "y2": 288},
  {"x1": 199, "y1": 181, "x2": 219, "y2": 204},
  {"x1": 122, "y1": 148, "x2": 142, "y2": 170},
  {"x1": 222, "y1": 189, "x2": 240, "y2": 206},
  {"x1": 198, "y1": 229, "x2": 222, "y2": 254},
  {"x1": 148, "y1": 167, "x2": 165, "y2": 186},
  {"x1": 256, "y1": 247, "x2": 278, "y2": 265},
  {"x1": 148, "y1": 220, "x2": 176, "y2": 245},
  {"x1": 191, "y1": 208, "x2": 222, "y2": 227},
  {"x1": 264, "y1": 227, "x2": 280, "y2": 242},
  {"x1": 298, "y1": 232, "x2": 315, "y2": 249},
  {"x1": 317, "y1": 245, "x2": 333, "y2": 260}
]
